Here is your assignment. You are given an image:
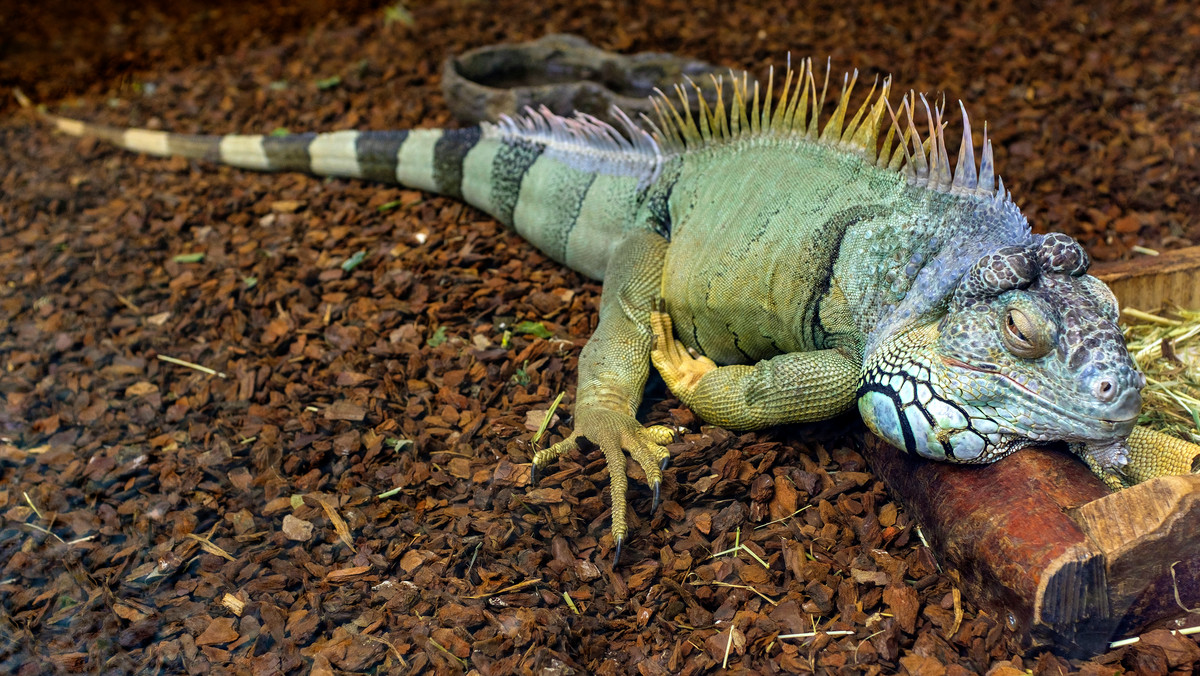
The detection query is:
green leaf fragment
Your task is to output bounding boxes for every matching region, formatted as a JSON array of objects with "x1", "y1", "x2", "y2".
[
  {"x1": 513, "y1": 321, "x2": 553, "y2": 339},
  {"x1": 511, "y1": 361, "x2": 530, "y2": 386},
  {"x1": 172, "y1": 253, "x2": 205, "y2": 263},
  {"x1": 384, "y1": 2, "x2": 414, "y2": 26},
  {"x1": 269, "y1": 127, "x2": 290, "y2": 137},
  {"x1": 427, "y1": 326, "x2": 448, "y2": 347},
  {"x1": 315, "y1": 76, "x2": 342, "y2": 91},
  {"x1": 376, "y1": 200, "x2": 402, "y2": 212},
  {"x1": 341, "y1": 250, "x2": 367, "y2": 271}
]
